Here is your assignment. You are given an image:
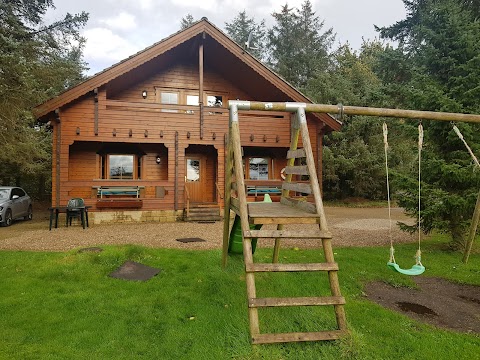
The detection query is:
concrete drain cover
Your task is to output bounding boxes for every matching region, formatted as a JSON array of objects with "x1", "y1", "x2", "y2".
[{"x1": 109, "y1": 261, "x2": 161, "y2": 281}]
